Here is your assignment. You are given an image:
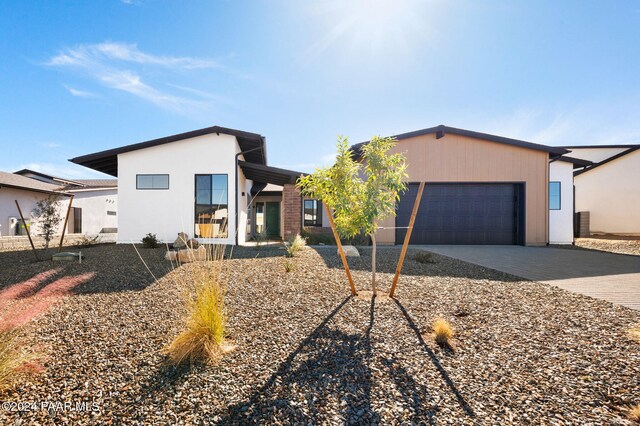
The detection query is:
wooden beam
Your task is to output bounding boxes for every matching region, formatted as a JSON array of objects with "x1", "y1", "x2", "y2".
[
  {"x1": 14, "y1": 200, "x2": 39, "y2": 261},
  {"x1": 58, "y1": 194, "x2": 74, "y2": 252},
  {"x1": 324, "y1": 203, "x2": 357, "y2": 296},
  {"x1": 389, "y1": 181, "x2": 425, "y2": 298}
]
